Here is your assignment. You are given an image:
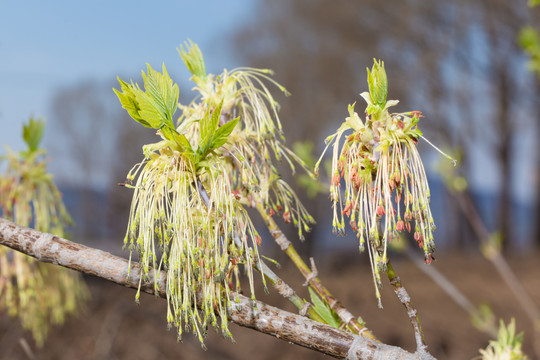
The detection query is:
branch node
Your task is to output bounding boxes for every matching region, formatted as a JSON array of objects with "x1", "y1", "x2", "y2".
[
  {"x1": 346, "y1": 335, "x2": 368, "y2": 360},
  {"x1": 303, "y1": 257, "x2": 319, "y2": 286},
  {"x1": 31, "y1": 233, "x2": 53, "y2": 261},
  {"x1": 272, "y1": 230, "x2": 291, "y2": 251},
  {"x1": 274, "y1": 280, "x2": 295, "y2": 299},
  {"x1": 299, "y1": 302, "x2": 311, "y2": 317}
]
